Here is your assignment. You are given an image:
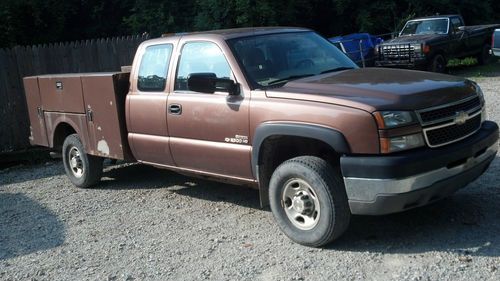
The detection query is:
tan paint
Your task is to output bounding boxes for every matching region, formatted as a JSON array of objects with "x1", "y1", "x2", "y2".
[{"x1": 23, "y1": 27, "x2": 483, "y2": 184}]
